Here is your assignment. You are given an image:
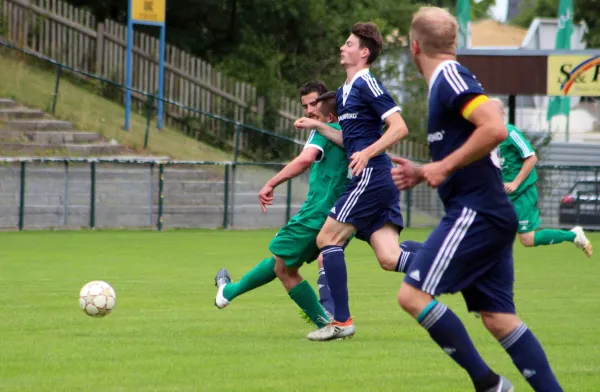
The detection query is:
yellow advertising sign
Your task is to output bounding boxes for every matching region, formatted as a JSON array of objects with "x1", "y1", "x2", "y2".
[
  {"x1": 131, "y1": 0, "x2": 165, "y2": 23},
  {"x1": 547, "y1": 54, "x2": 600, "y2": 96}
]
